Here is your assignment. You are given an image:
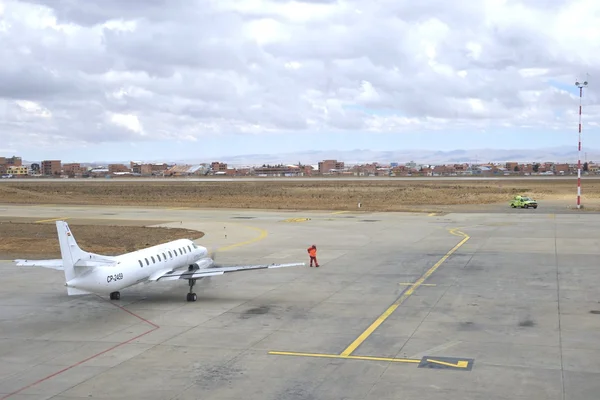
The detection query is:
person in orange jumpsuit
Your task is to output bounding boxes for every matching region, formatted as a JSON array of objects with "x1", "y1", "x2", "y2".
[{"x1": 307, "y1": 245, "x2": 319, "y2": 267}]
